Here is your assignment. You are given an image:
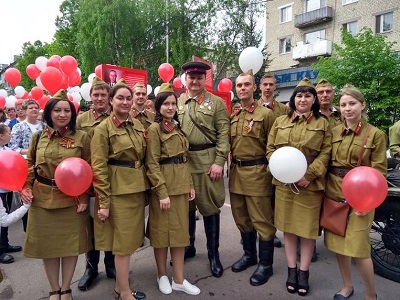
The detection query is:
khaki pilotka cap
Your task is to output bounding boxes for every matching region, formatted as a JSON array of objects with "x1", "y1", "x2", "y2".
[
  {"x1": 91, "y1": 76, "x2": 106, "y2": 87},
  {"x1": 296, "y1": 78, "x2": 315, "y2": 89},
  {"x1": 315, "y1": 78, "x2": 332, "y2": 89},
  {"x1": 133, "y1": 82, "x2": 146, "y2": 89},
  {"x1": 52, "y1": 89, "x2": 69, "y2": 101},
  {"x1": 158, "y1": 83, "x2": 174, "y2": 94},
  {"x1": 114, "y1": 78, "x2": 128, "y2": 87}
]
